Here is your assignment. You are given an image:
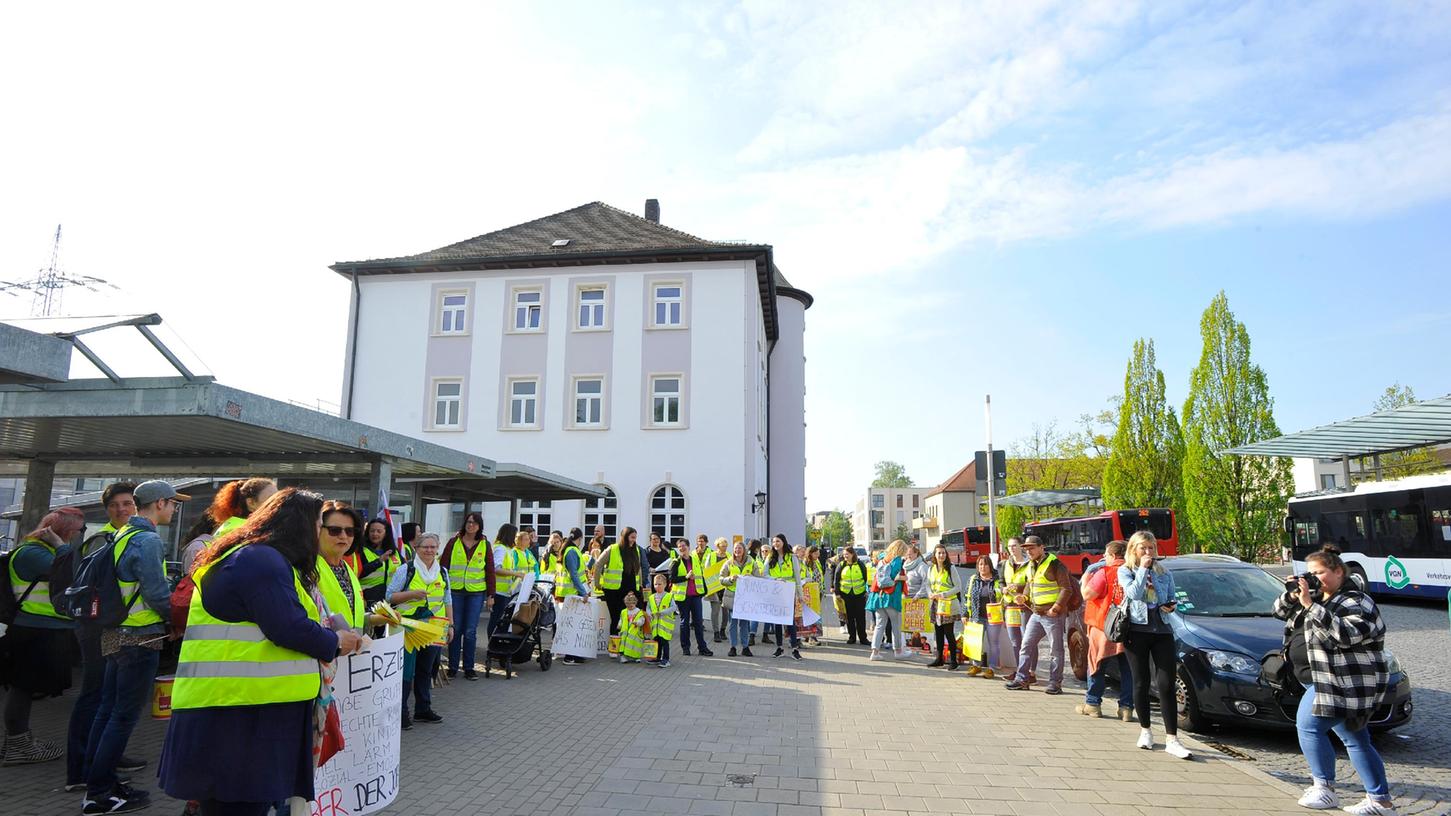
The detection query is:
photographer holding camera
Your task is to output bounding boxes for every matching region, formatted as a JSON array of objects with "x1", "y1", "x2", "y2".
[{"x1": 1274, "y1": 544, "x2": 1396, "y2": 815}]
